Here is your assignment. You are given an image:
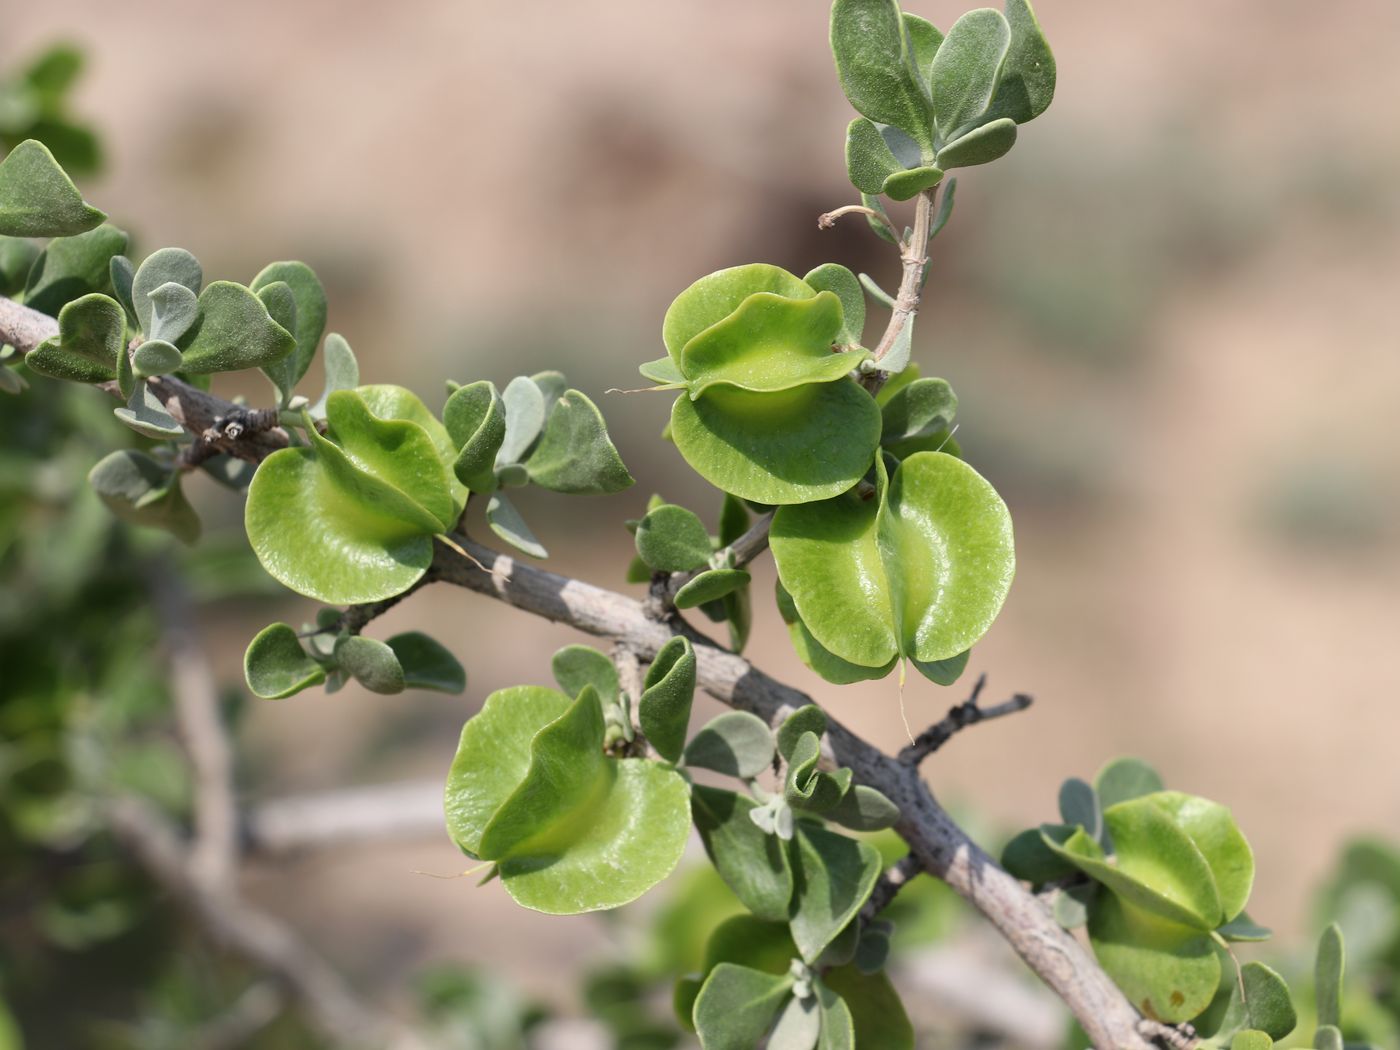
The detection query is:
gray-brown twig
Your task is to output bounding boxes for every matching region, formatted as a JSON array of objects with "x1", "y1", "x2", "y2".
[{"x1": 898, "y1": 673, "x2": 1034, "y2": 766}]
